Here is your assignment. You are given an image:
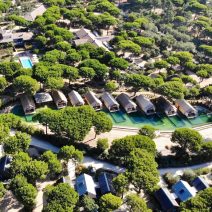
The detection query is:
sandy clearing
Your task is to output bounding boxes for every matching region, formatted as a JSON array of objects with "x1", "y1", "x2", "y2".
[{"x1": 83, "y1": 126, "x2": 212, "y2": 156}]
